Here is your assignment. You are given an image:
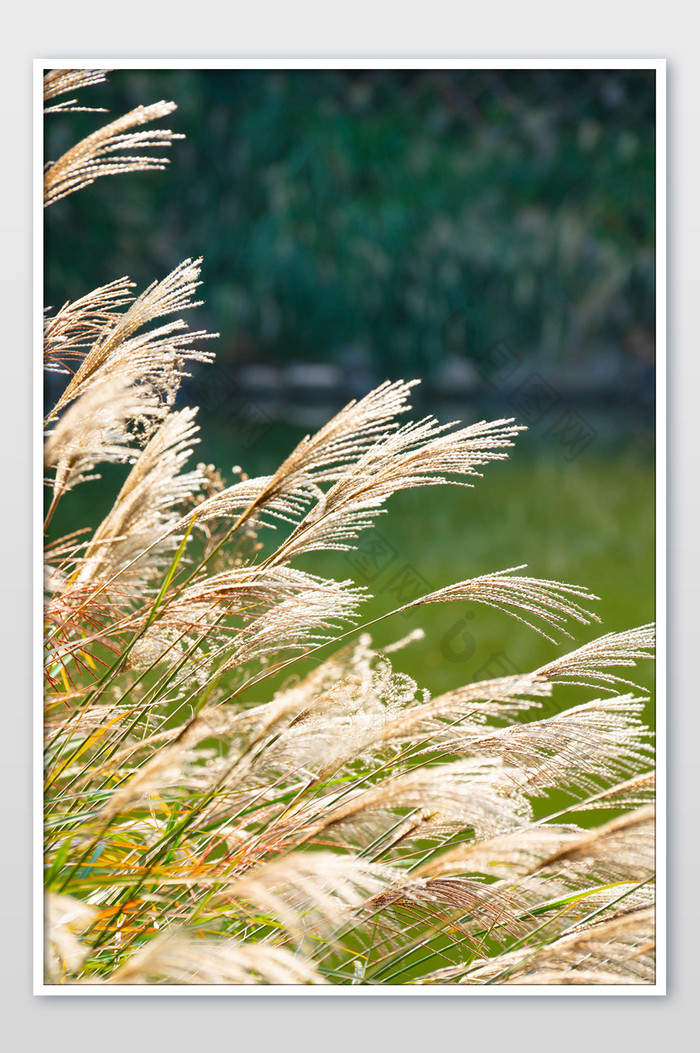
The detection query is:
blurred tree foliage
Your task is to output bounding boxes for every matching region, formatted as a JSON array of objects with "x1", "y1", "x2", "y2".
[{"x1": 45, "y1": 68, "x2": 655, "y2": 378}]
